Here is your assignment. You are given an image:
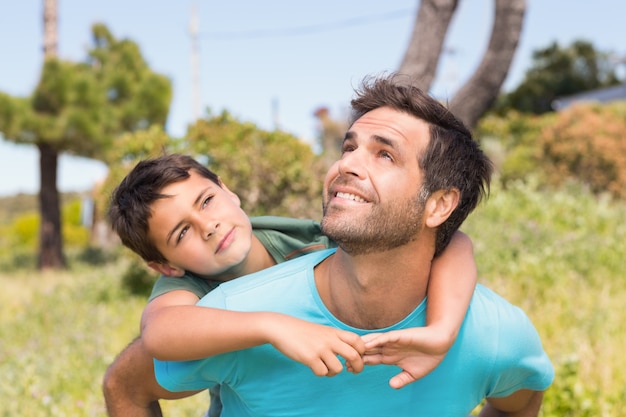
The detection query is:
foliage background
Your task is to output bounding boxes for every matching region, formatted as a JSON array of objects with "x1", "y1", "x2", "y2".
[
  {"x1": 1, "y1": 83, "x2": 626, "y2": 416},
  {"x1": 1, "y1": 181, "x2": 626, "y2": 416}
]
